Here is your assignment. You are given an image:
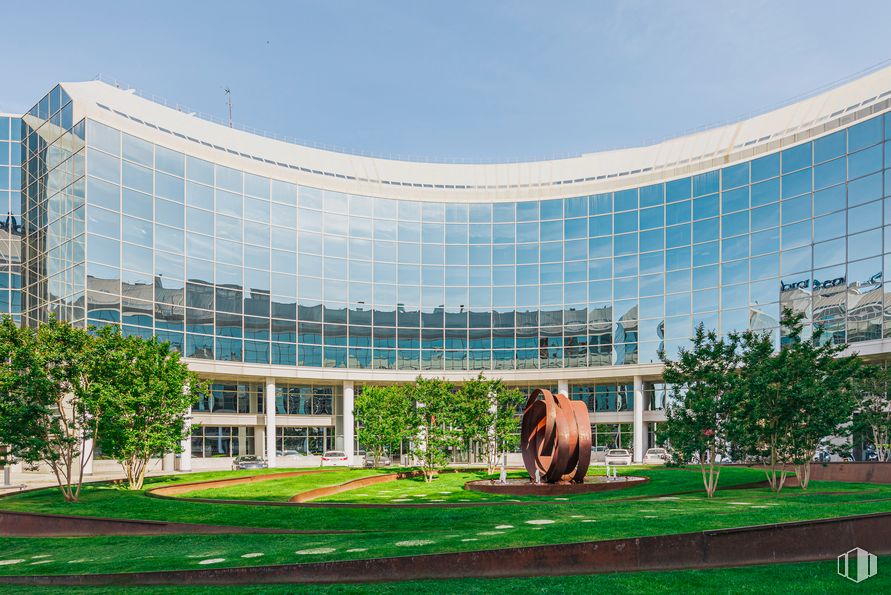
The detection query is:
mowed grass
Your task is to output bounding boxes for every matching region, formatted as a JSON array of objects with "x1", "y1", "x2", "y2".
[
  {"x1": 0, "y1": 556, "x2": 887, "y2": 594},
  {"x1": 183, "y1": 468, "x2": 387, "y2": 501},
  {"x1": 314, "y1": 465, "x2": 762, "y2": 504},
  {"x1": 0, "y1": 466, "x2": 889, "y2": 575}
]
